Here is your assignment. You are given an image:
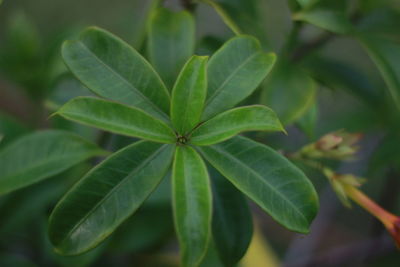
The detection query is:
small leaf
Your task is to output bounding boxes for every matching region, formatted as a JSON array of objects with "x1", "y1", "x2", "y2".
[
  {"x1": 198, "y1": 136, "x2": 319, "y2": 233},
  {"x1": 203, "y1": 36, "x2": 276, "y2": 120},
  {"x1": 260, "y1": 60, "x2": 316, "y2": 125},
  {"x1": 147, "y1": 8, "x2": 195, "y2": 89},
  {"x1": 55, "y1": 97, "x2": 176, "y2": 144},
  {"x1": 171, "y1": 56, "x2": 208, "y2": 135},
  {"x1": 210, "y1": 166, "x2": 253, "y2": 266},
  {"x1": 0, "y1": 130, "x2": 105, "y2": 195},
  {"x1": 49, "y1": 141, "x2": 175, "y2": 255},
  {"x1": 62, "y1": 27, "x2": 170, "y2": 121},
  {"x1": 190, "y1": 105, "x2": 284, "y2": 146},
  {"x1": 173, "y1": 146, "x2": 212, "y2": 266}
]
